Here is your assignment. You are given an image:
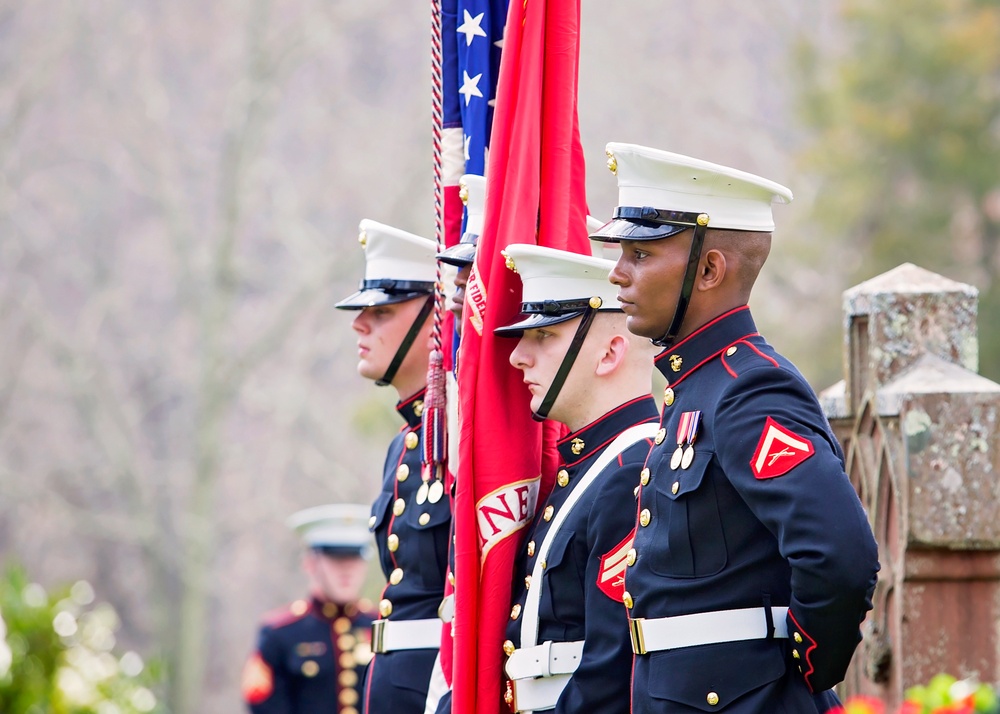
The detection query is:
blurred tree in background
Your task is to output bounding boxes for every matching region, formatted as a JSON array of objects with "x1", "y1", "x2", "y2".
[
  {"x1": 0, "y1": 564, "x2": 162, "y2": 713},
  {"x1": 795, "y1": 0, "x2": 1000, "y2": 380}
]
